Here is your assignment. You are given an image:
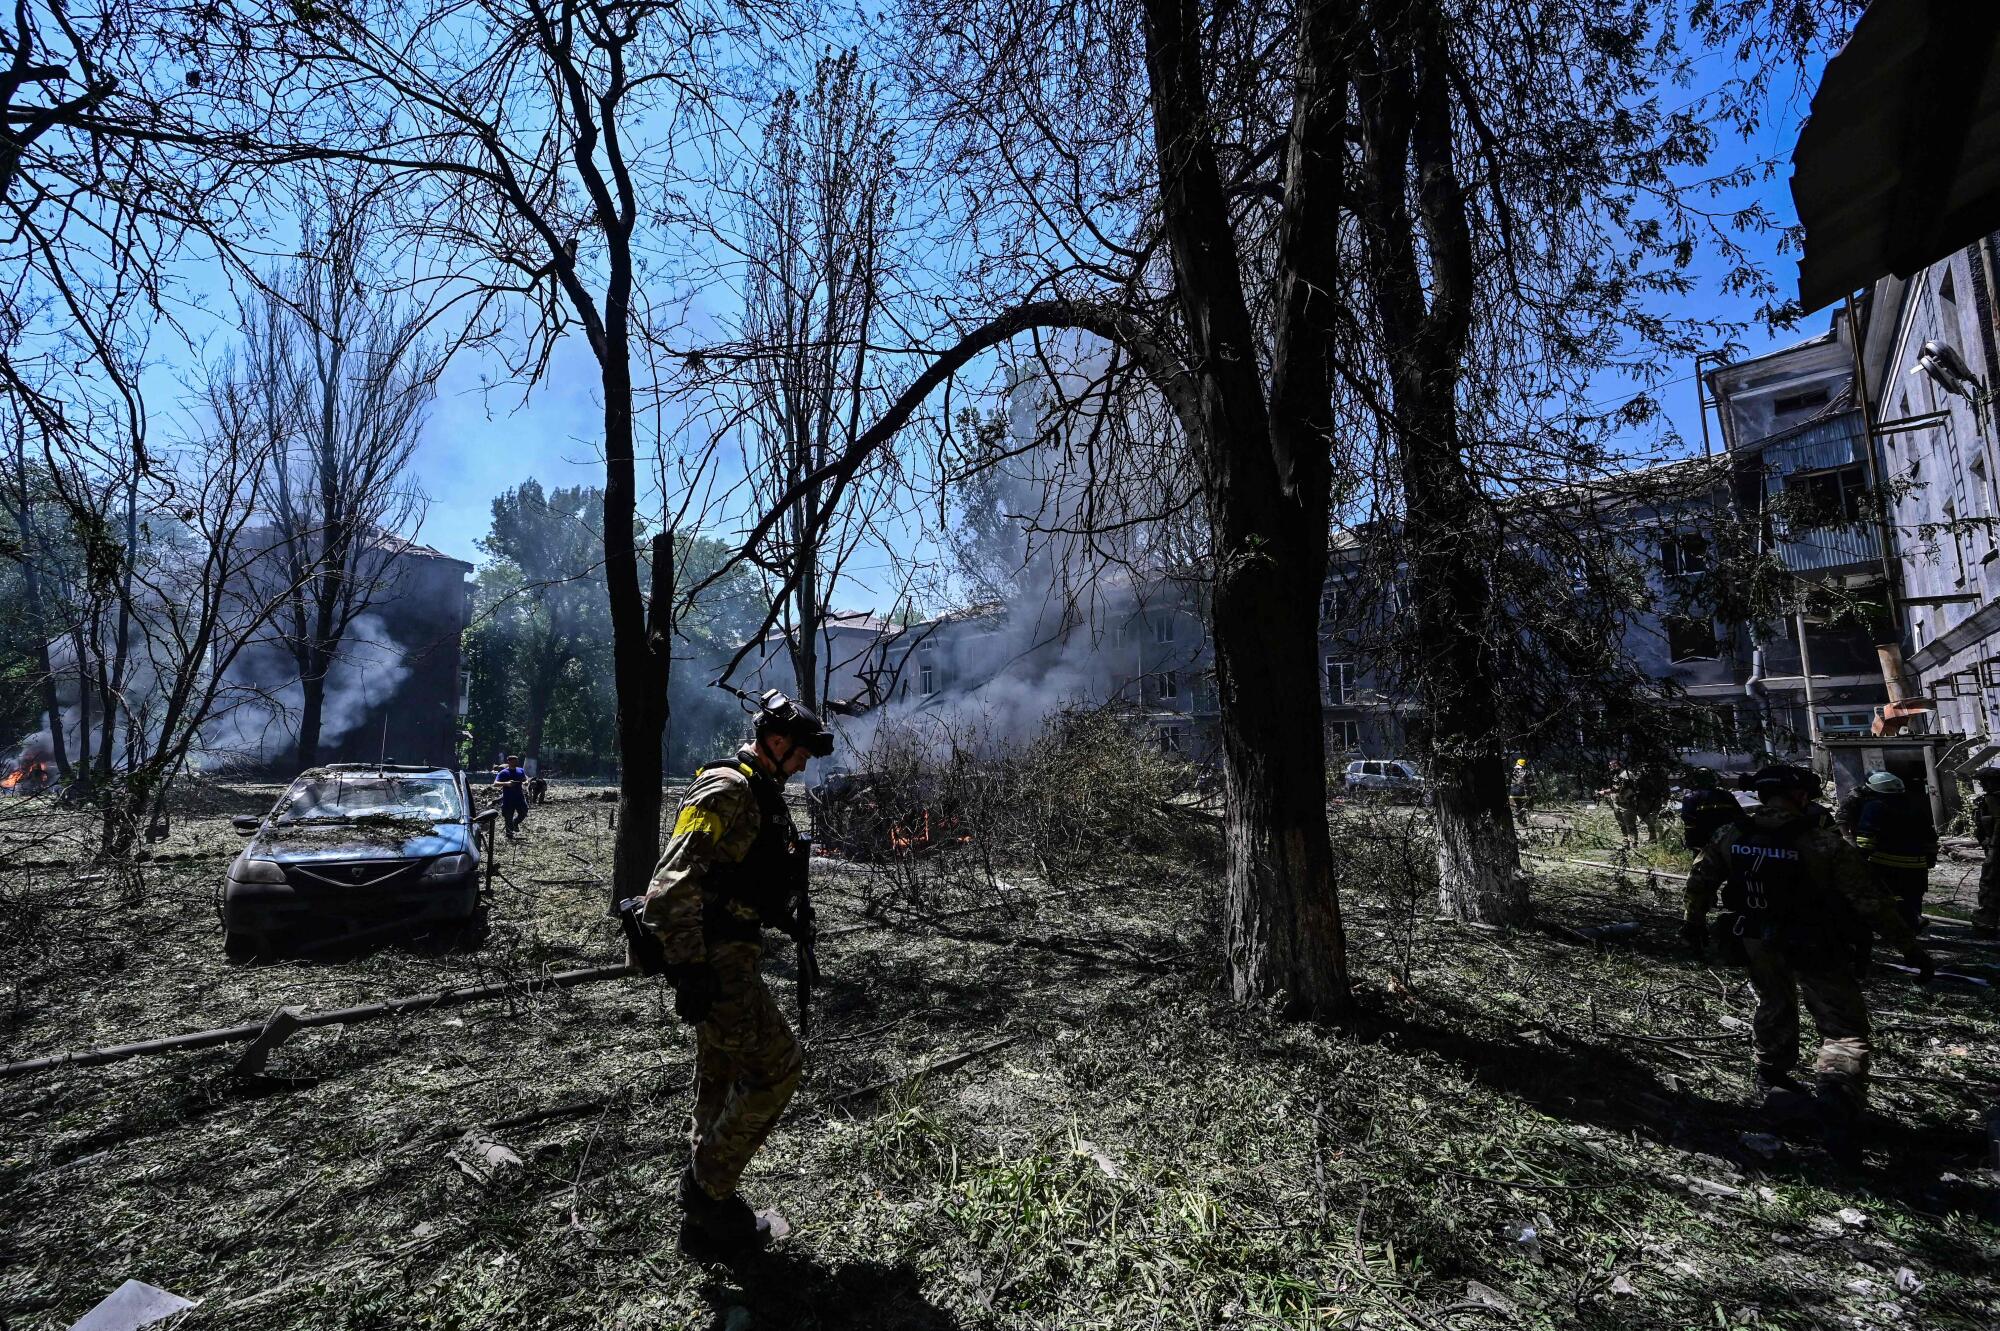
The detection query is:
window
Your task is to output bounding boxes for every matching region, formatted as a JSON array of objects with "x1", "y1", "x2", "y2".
[
  {"x1": 1328, "y1": 719, "x2": 1360, "y2": 751},
  {"x1": 1940, "y1": 267, "x2": 1957, "y2": 306},
  {"x1": 1152, "y1": 614, "x2": 1176, "y2": 645},
  {"x1": 1817, "y1": 709, "x2": 1875, "y2": 738},
  {"x1": 919, "y1": 665, "x2": 936, "y2": 696},
  {"x1": 1666, "y1": 614, "x2": 1718, "y2": 663},
  {"x1": 1773, "y1": 387, "x2": 1830, "y2": 416},
  {"x1": 1325, "y1": 657, "x2": 1356, "y2": 704},
  {"x1": 1113, "y1": 622, "x2": 1131, "y2": 648},
  {"x1": 1156, "y1": 725, "x2": 1185, "y2": 753},
  {"x1": 1156, "y1": 670, "x2": 1179, "y2": 700},
  {"x1": 1783, "y1": 464, "x2": 1868, "y2": 523},
  {"x1": 1320, "y1": 589, "x2": 1341, "y2": 623},
  {"x1": 1660, "y1": 534, "x2": 1708, "y2": 577}
]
